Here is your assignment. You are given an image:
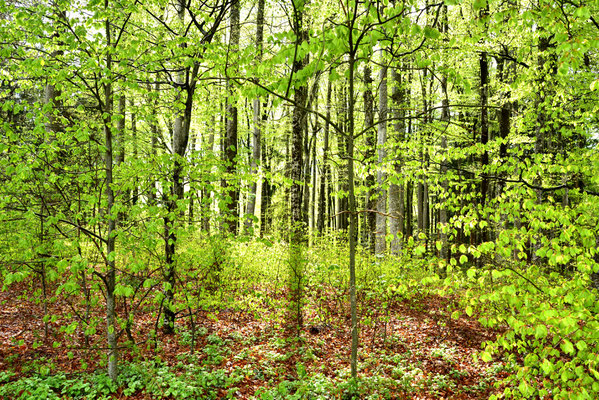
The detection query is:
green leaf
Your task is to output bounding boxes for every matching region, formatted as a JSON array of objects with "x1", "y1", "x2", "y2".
[
  {"x1": 561, "y1": 339, "x2": 574, "y2": 355},
  {"x1": 519, "y1": 381, "x2": 533, "y2": 397},
  {"x1": 541, "y1": 358, "x2": 554, "y2": 375},
  {"x1": 481, "y1": 351, "x2": 492, "y2": 362},
  {"x1": 575, "y1": 340, "x2": 588, "y2": 352},
  {"x1": 466, "y1": 268, "x2": 476, "y2": 278},
  {"x1": 535, "y1": 325, "x2": 548, "y2": 339}
]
